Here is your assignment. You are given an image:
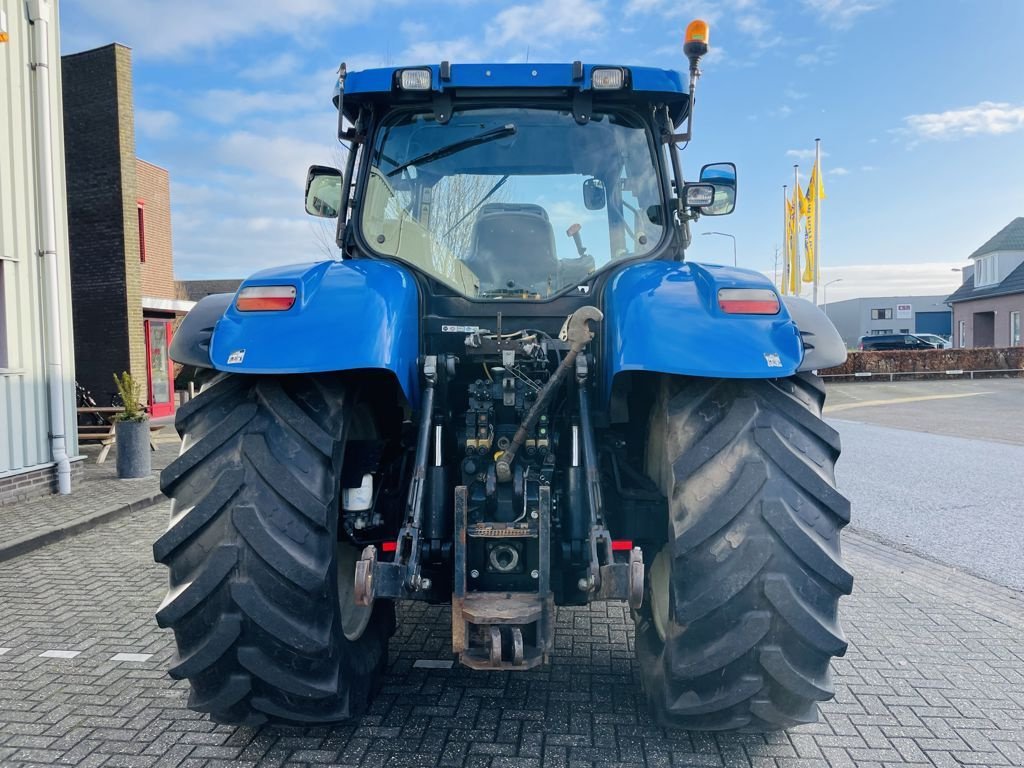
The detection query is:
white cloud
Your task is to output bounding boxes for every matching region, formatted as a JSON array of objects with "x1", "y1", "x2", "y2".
[
  {"x1": 760, "y1": 263, "x2": 962, "y2": 303},
  {"x1": 735, "y1": 9, "x2": 781, "y2": 48},
  {"x1": 239, "y1": 53, "x2": 302, "y2": 81},
  {"x1": 401, "y1": 0, "x2": 609, "y2": 64},
  {"x1": 786, "y1": 148, "x2": 829, "y2": 161},
  {"x1": 624, "y1": 0, "x2": 663, "y2": 11},
  {"x1": 189, "y1": 89, "x2": 319, "y2": 125},
  {"x1": 174, "y1": 213, "x2": 331, "y2": 279},
  {"x1": 902, "y1": 101, "x2": 1024, "y2": 142},
  {"x1": 828, "y1": 166, "x2": 850, "y2": 175},
  {"x1": 135, "y1": 108, "x2": 180, "y2": 139},
  {"x1": 801, "y1": 0, "x2": 885, "y2": 29},
  {"x1": 216, "y1": 132, "x2": 337, "y2": 189},
  {"x1": 399, "y1": 20, "x2": 431, "y2": 39},
  {"x1": 806, "y1": 263, "x2": 962, "y2": 303},
  {"x1": 797, "y1": 44, "x2": 838, "y2": 67},
  {"x1": 403, "y1": 37, "x2": 487, "y2": 64},
  {"x1": 67, "y1": 0, "x2": 385, "y2": 58},
  {"x1": 736, "y1": 13, "x2": 770, "y2": 37},
  {"x1": 488, "y1": 0, "x2": 606, "y2": 48}
]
